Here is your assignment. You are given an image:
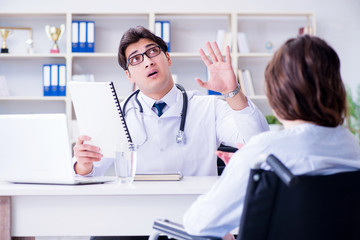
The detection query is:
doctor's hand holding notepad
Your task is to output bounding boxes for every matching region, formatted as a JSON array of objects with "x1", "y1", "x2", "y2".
[
  {"x1": 73, "y1": 135, "x2": 103, "y2": 176},
  {"x1": 69, "y1": 81, "x2": 135, "y2": 180}
]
